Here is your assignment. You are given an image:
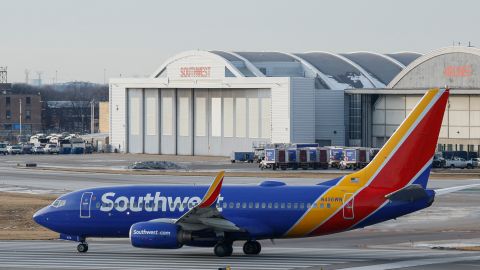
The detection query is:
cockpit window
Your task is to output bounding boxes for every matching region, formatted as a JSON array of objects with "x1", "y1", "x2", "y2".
[{"x1": 52, "y1": 199, "x2": 67, "y2": 208}]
